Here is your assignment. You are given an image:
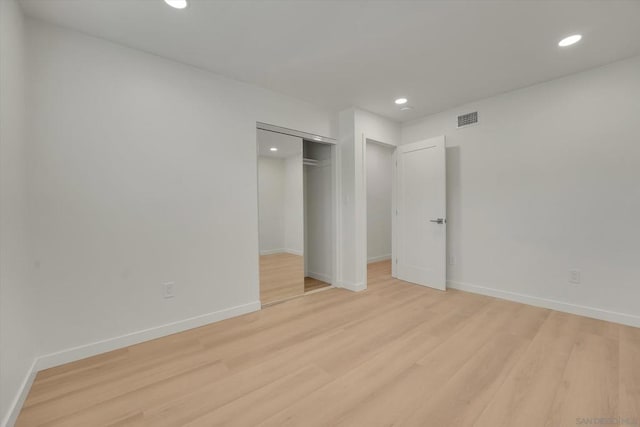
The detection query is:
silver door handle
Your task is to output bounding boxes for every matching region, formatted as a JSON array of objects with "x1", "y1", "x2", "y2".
[{"x1": 430, "y1": 218, "x2": 446, "y2": 224}]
